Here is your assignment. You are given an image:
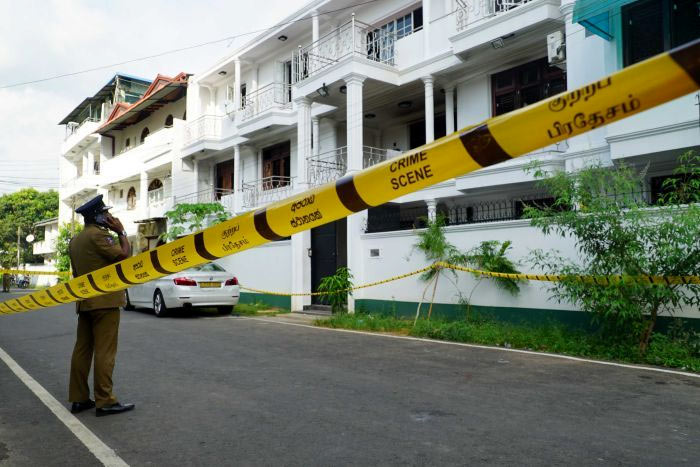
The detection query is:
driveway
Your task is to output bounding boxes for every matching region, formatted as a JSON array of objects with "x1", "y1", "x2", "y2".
[{"x1": 0, "y1": 292, "x2": 698, "y2": 466}]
